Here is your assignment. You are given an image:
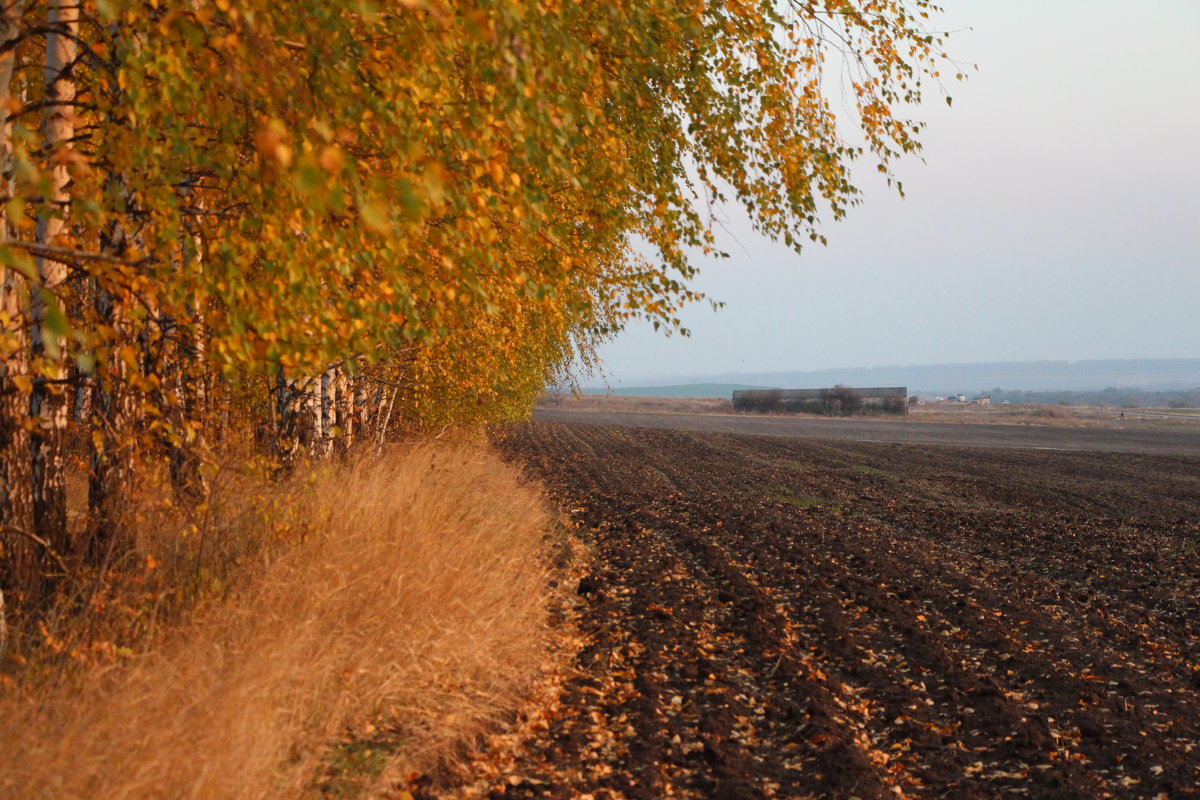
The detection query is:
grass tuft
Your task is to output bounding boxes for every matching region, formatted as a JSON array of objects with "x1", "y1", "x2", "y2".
[{"x1": 763, "y1": 487, "x2": 839, "y2": 512}]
